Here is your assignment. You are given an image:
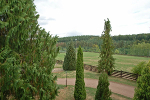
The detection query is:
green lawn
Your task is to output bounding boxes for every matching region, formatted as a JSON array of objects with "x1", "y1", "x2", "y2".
[
  {"x1": 56, "y1": 85, "x2": 132, "y2": 100},
  {"x1": 56, "y1": 52, "x2": 150, "y2": 72}
]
